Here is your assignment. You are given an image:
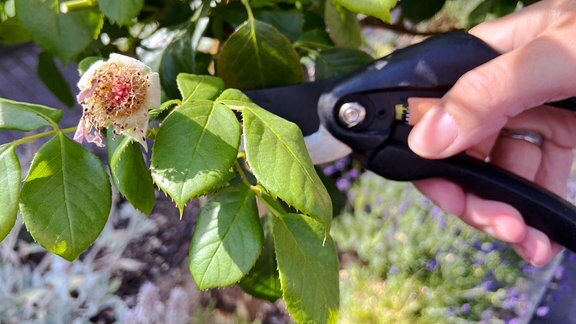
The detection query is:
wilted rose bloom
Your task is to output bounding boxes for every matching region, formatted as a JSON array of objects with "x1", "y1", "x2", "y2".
[{"x1": 74, "y1": 53, "x2": 160, "y2": 150}]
